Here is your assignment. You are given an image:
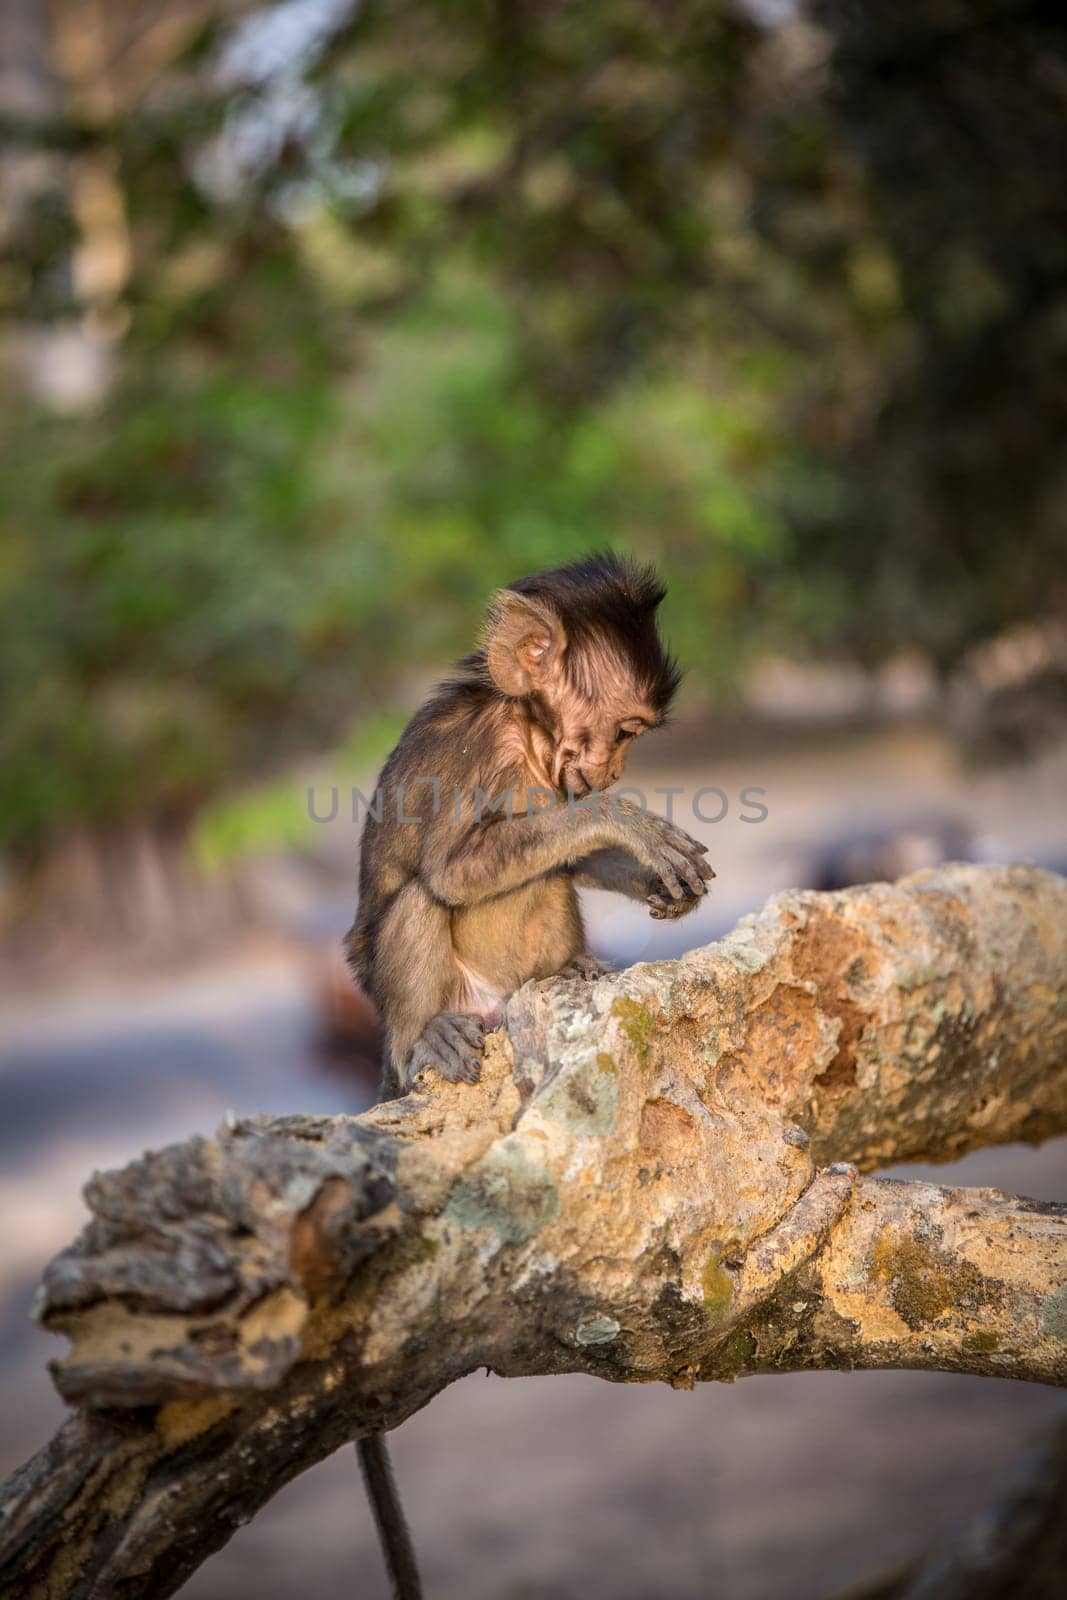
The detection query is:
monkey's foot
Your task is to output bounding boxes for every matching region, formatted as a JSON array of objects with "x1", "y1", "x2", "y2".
[
  {"x1": 648, "y1": 878, "x2": 709, "y2": 920},
  {"x1": 408, "y1": 1012, "x2": 486, "y2": 1085},
  {"x1": 559, "y1": 953, "x2": 613, "y2": 982}
]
